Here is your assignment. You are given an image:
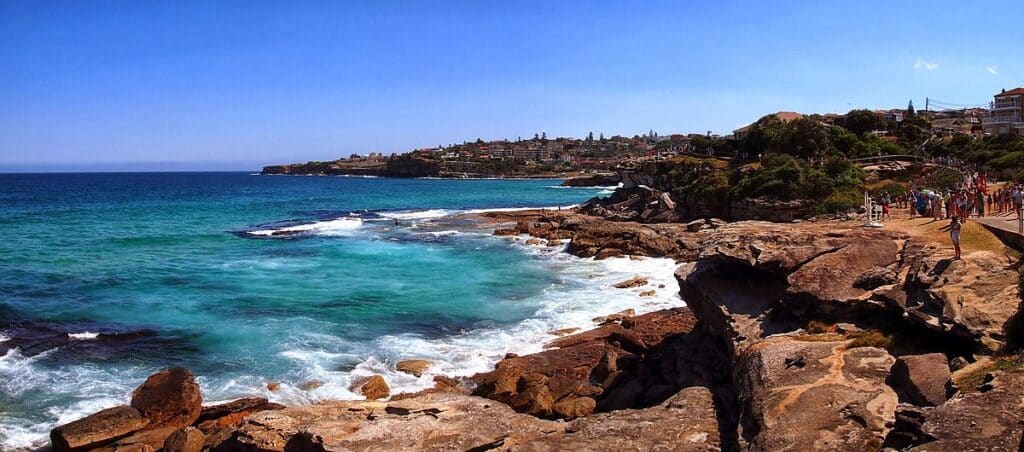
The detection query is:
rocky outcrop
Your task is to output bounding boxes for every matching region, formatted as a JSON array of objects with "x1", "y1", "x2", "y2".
[
  {"x1": 50, "y1": 406, "x2": 150, "y2": 452},
  {"x1": 356, "y1": 375, "x2": 391, "y2": 400},
  {"x1": 130, "y1": 367, "x2": 203, "y2": 429},
  {"x1": 163, "y1": 428, "x2": 205, "y2": 452},
  {"x1": 888, "y1": 353, "x2": 951, "y2": 407},
  {"x1": 51, "y1": 371, "x2": 289, "y2": 452},
  {"x1": 396, "y1": 359, "x2": 432, "y2": 377},
  {"x1": 560, "y1": 173, "x2": 620, "y2": 187},
  {"x1": 195, "y1": 397, "x2": 285, "y2": 434},
  {"x1": 220, "y1": 392, "x2": 564, "y2": 451},
  {"x1": 487, "y1": 211, "x2": 703, "y2": 260},
  {"x1": 674, "y1": 219, "x2": 1022, "y2": 450},
  {"x1": 219, "y1": 385, "x2": 727, "y2": 452},
  {"x1": 886, "y1": 369, "x2": 1024, "y2": 450},
  {"x1": 470, "y1": 308, "x2": 716, "y2": 420}
]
